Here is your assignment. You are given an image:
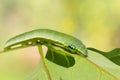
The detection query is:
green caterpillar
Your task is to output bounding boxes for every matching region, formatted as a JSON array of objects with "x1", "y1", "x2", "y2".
[{"x1": 4, "y1": 29, "x2": 88, "y2": 57}]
